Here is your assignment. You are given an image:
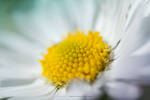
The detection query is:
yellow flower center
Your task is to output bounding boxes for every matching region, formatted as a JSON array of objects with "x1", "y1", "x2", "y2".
[{"x1": 40, "y1": 30, "x2": 112, "y2": 88}]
